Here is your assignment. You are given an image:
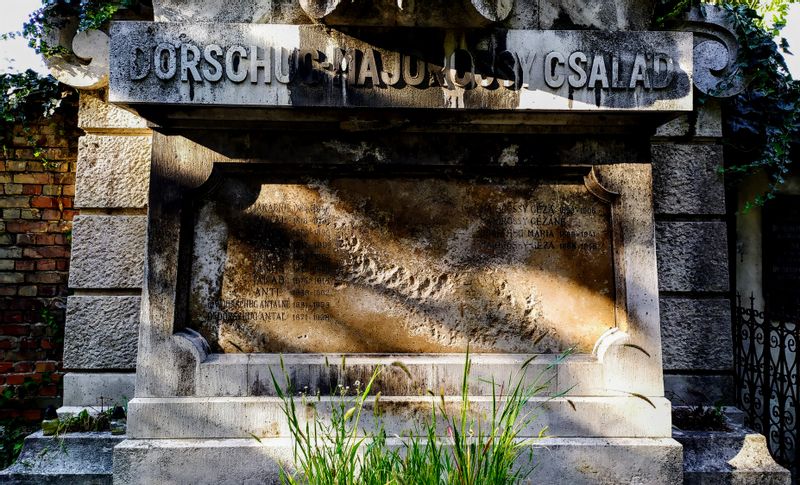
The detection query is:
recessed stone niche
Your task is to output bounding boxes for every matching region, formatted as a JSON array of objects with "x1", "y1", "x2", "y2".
[{"x1": 189, "y1": 172, "x2": 615, "y2": 354}]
